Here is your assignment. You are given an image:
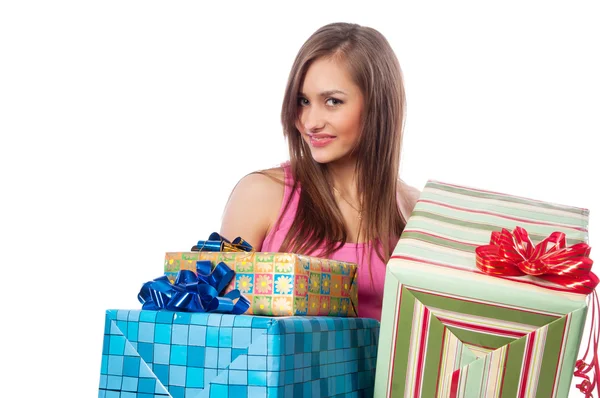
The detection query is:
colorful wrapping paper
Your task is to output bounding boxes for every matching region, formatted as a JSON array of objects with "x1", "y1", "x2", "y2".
[
  {"x1": 164, "y1": 252, "x2": 358, "y2": 317},
  {"x1": 98, "y1": 310, "x2": 379, "y2": 398},
  {"x1": 375, "y1": 180, "x2": 593, "y2": 398}
]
